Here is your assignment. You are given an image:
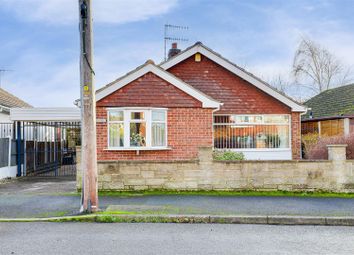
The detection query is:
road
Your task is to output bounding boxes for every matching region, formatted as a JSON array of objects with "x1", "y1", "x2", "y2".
[{"x1": 1, "y1": 223, "x2": 354, "y2": 254}]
